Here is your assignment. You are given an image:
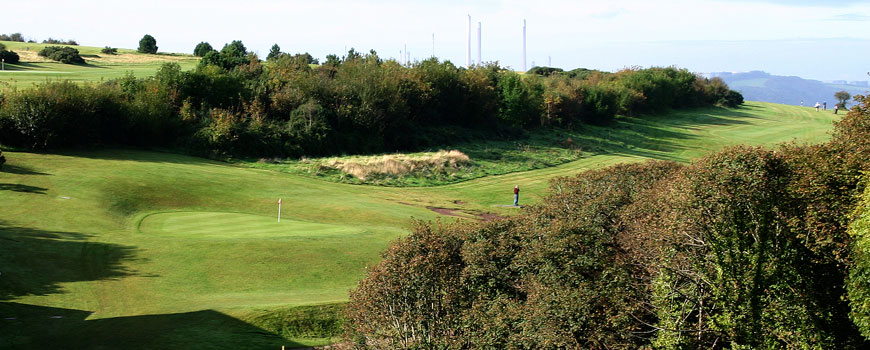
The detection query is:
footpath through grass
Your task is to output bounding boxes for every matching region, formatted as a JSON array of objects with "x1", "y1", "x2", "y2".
[
  {"x1": 0, "y1": 102, "x2": 838, "y2": 348},
  {"x1": 0, "y1": 41, "x2": 199, "y2": 89}
]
